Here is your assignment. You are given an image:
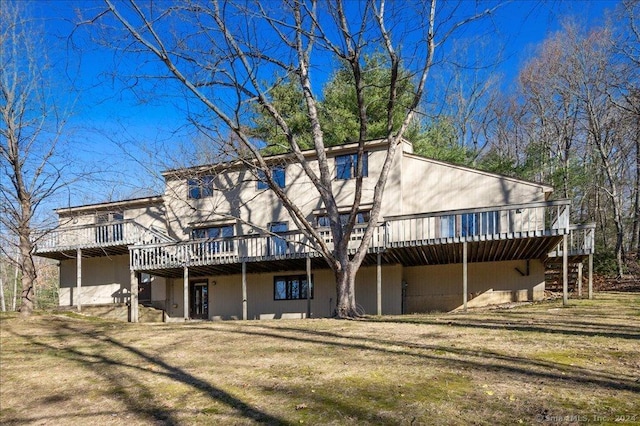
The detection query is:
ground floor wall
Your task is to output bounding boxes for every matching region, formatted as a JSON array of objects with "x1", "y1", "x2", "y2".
[
  {"x1": 59, "y1": 255, "x2": 166, "y2": 307},
  {"x1": 403, "y1": 259, "x2": 546, "y2": 313},
  {"x1": 57, "y1": 255, "x2": 545, "y2": 318},
  {"x1": 164, "y1": 264, "x2": 403, "y2": 321}
]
